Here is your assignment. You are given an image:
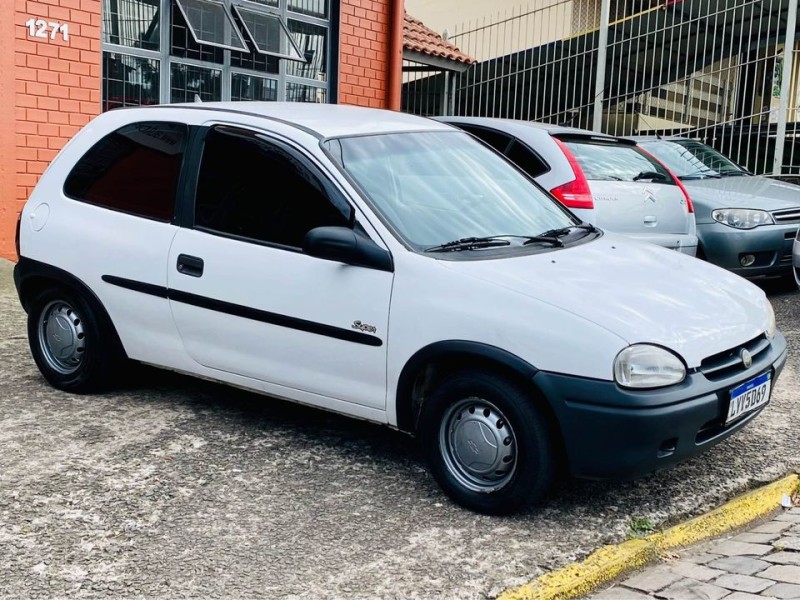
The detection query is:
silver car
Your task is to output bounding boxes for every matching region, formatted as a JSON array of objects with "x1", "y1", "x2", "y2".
[
  {"x1": 637, "y1": 137, "x2": 800, "y2": 279},
  {"x1": 437, "y1": 117, "x2": 698, "y2": 255}
]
